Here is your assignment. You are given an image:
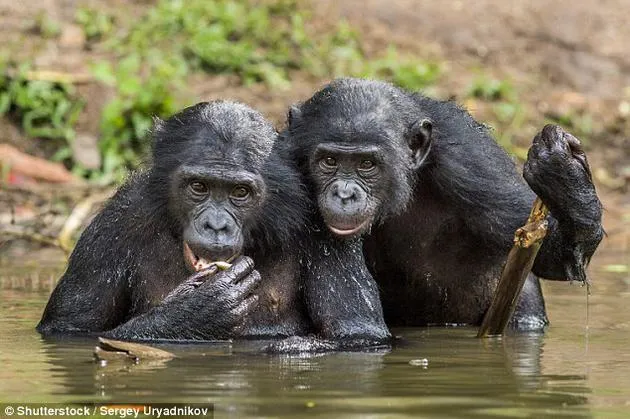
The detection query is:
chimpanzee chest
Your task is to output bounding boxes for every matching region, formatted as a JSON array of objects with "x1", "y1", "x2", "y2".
[{"x1": 240, "y1": 252, "x2": 311, "y2": 337}]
